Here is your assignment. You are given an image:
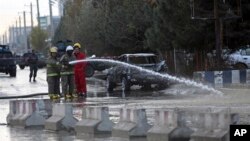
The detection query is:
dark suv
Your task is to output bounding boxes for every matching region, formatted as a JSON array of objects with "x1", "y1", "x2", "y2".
[
  {"x1": 18, "y1": 52, "x2": 46, "y2": 69},
  {"x1": 106, "y1": 53, "x2": 168, "y2": 92},
  {"x1": 0, "y1": 45, "x2": 16, "y2": 77}
]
